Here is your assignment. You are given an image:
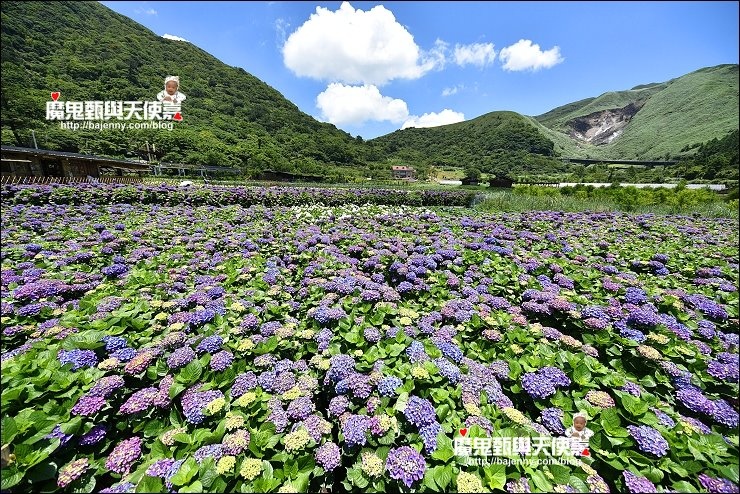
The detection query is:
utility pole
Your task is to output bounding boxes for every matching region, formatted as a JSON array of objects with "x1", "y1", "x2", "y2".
[{"x1": 31, "y1": 130, "x2": 38, "y2": 149}]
